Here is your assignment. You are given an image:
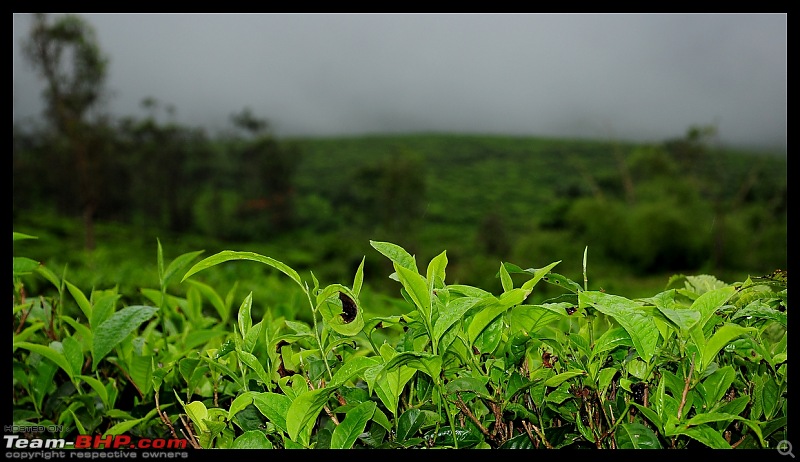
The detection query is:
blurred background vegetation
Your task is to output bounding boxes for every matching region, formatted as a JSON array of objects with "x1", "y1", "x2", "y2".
[{"x1": 13, "y1": 14, "x2": 787, "y2": 324}]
